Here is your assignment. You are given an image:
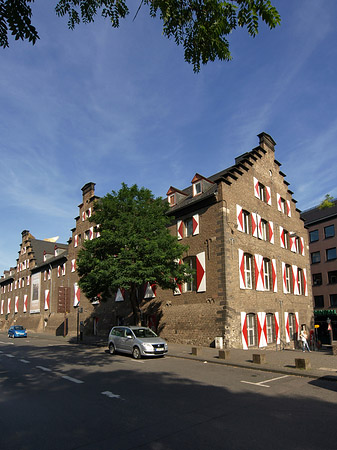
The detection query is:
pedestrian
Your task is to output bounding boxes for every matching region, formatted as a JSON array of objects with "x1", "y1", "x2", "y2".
[{"x1": 300, "y1": 327, "x2": 310, "y2": 352}]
